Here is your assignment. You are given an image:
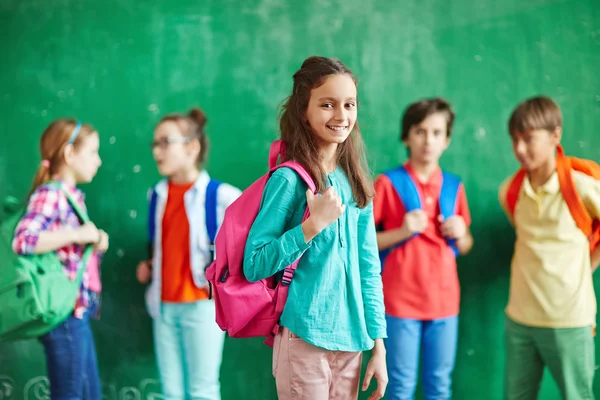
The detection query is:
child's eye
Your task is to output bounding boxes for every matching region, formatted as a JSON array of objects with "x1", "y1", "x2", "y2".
[
  {"x1": 345, "y1": 102, "x2": 356, "y2": 109},
  {"x1": 433, "y1": 130, "x2": 443, "y2": 136},
  {"x1": 321, "y1": 103, "x2": 334, "y2": 108},
  {"x1": 416, "y1": 129, "x2": 426, "y2": 135}
]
